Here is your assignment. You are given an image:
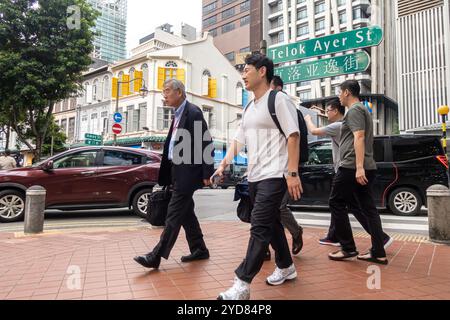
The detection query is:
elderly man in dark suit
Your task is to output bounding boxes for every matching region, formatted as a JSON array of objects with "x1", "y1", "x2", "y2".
[{"x1": 134, "y1": 79, "x2": 215, "y2": 269}]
